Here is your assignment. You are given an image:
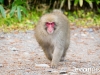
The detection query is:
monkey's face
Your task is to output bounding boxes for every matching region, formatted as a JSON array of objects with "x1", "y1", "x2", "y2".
[{"x1": 45, "y1": 22, "x2": 56, "y2": 34}]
